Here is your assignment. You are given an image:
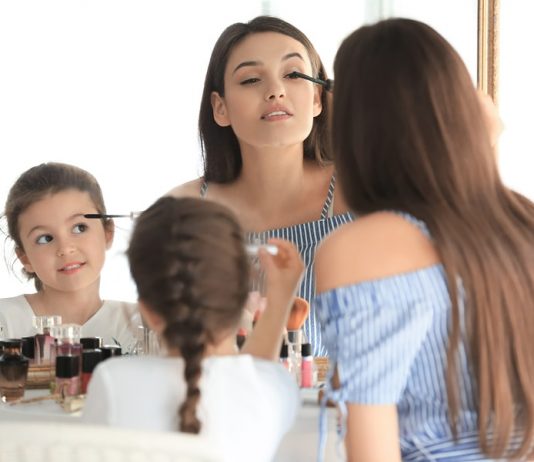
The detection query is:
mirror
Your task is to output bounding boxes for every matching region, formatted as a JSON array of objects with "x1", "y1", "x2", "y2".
[{"x1": 0, "y1": 0, "x2": 494, "y2": 300}]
